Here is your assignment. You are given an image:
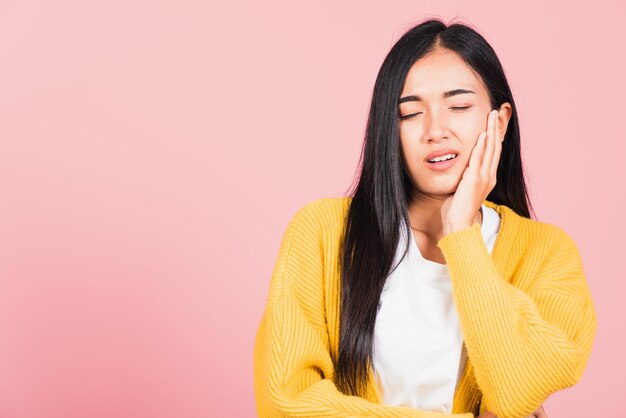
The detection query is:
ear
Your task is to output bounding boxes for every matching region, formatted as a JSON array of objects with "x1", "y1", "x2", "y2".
[{"x1": 496, "y1": 103, "x2": 513, "y2": 142}]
